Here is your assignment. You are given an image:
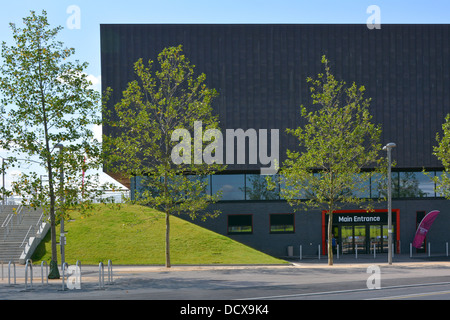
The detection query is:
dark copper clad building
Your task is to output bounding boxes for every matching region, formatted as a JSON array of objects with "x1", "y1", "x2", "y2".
[{"x1": 101, "y1": 24, "x2": 450, "y2": 258}]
